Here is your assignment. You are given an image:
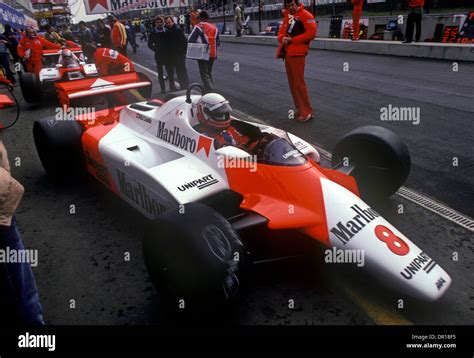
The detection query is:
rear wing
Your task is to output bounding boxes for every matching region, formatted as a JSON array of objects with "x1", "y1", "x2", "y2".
[
  {"x1": 43, "y1": 48, "x2": 83, "y2": 56},
  {"x1": 54, "y1": 72, "x2": 152, "y2": 107}
]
